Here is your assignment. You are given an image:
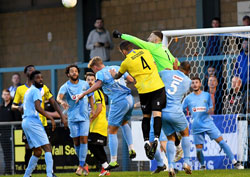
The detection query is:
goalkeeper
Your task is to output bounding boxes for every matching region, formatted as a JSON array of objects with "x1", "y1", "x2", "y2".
[{"x1": 113, "y1": 30, "x2": 179, "y2": 71}]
